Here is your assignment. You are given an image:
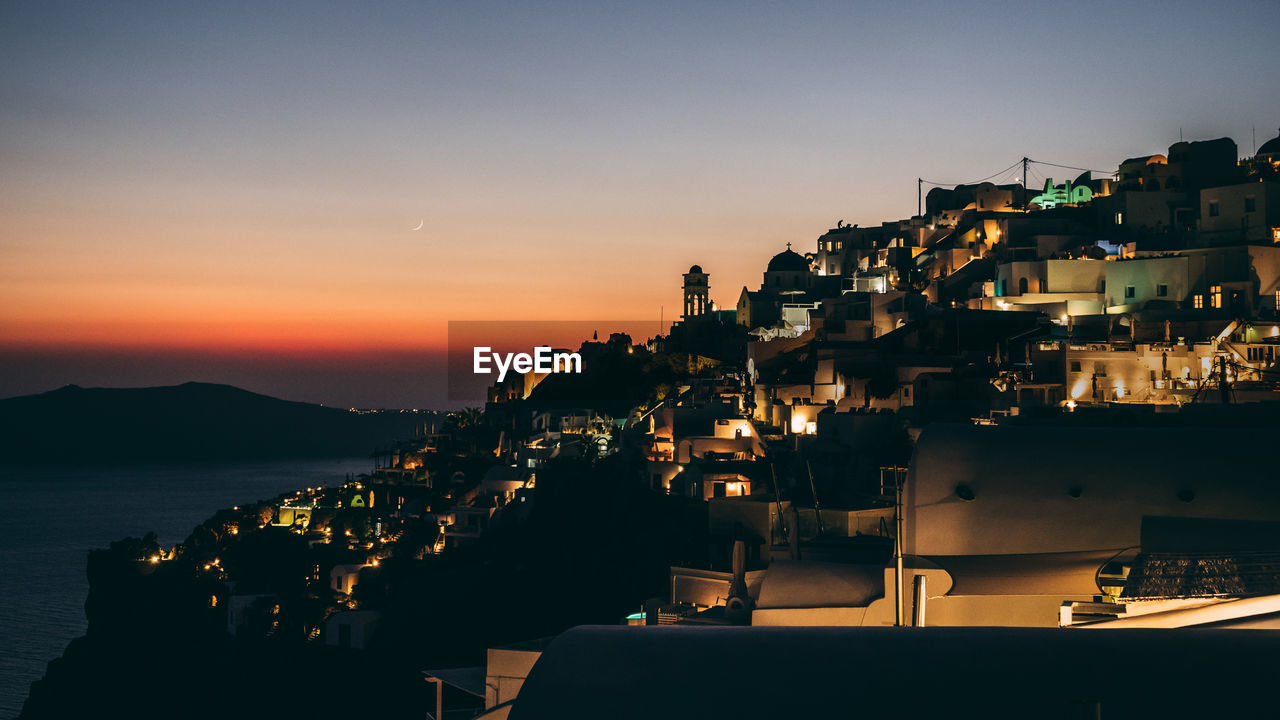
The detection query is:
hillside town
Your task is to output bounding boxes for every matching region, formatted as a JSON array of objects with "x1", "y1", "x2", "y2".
[{"x1": 22, "y1": 131, "x2": 1280, "y2": 719}]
